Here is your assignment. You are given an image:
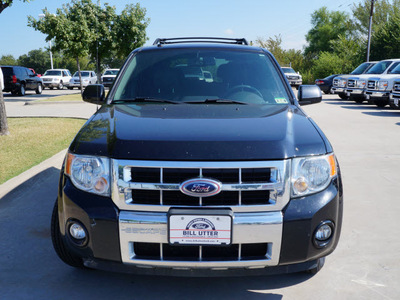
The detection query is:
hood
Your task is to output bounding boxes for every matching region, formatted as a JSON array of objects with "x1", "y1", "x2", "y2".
[{"x1": 70, "y1": 104, "x2": 328, "y2": 161}]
